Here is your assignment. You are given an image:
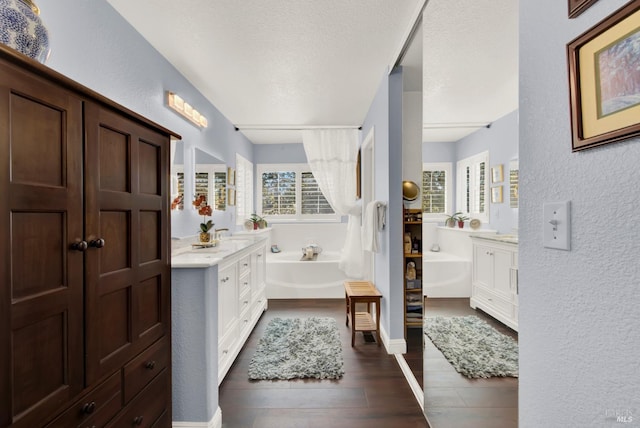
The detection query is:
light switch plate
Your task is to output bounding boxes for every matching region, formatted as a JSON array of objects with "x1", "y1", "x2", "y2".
[{"x1": 543, "y1": 201, "x2": 570, "y2": 250}]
